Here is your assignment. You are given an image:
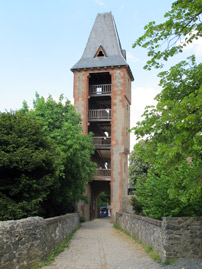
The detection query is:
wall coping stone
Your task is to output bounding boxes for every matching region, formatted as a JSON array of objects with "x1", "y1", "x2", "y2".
[
  {"x1": 45, "y1": 213, "x2": 75, "y2": 224},
  {"x1": 118, "y1": 213, "x2": 162, "y2": 227},
  {"x1": 162, "y1": 217, "x2": 202, "y2": 220}
]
